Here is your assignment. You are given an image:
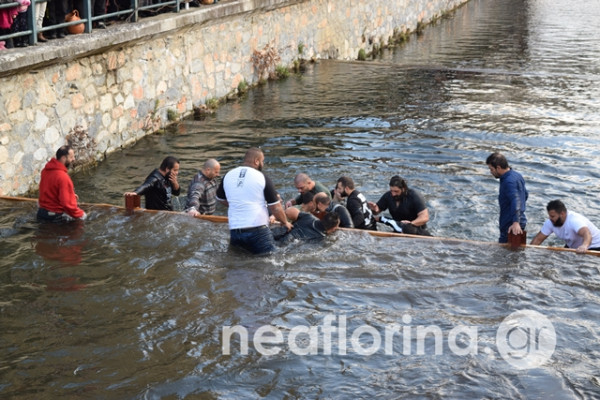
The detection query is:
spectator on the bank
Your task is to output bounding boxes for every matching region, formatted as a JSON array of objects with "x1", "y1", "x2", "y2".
[
  {"x1": 91, "y1": 0, "x2": 106, "y2": 29},
  {"x1": 0, "y1": 0, "x2": 22, "y2": 48},
  {"x1": 47, "y1": 0, "x2": 70, "y2": 39},
  {"x1": 35, "y1": 0, "x2": 48, "y2": 41},
  {"x1": 10, "y1": 0, "x2": 30, "y2": 47}
]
